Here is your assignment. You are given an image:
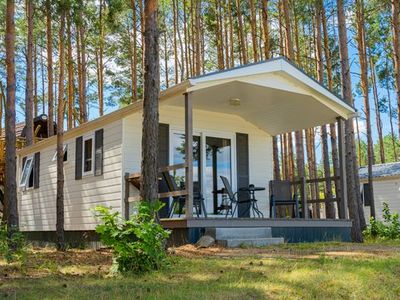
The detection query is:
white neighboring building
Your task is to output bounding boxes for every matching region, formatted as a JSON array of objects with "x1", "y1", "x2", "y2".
[{"x1": 360, "y1": 162, "x2": 400, "y2": 222}]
